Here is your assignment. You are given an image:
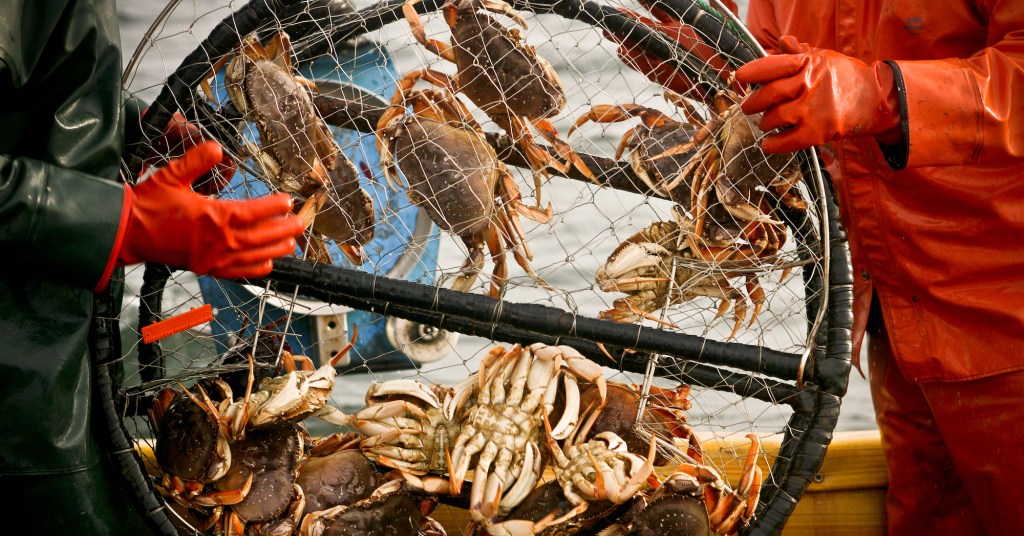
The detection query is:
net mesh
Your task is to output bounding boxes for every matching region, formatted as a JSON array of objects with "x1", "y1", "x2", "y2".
[{"x1": 117, "y1": 0, "x2": 831, "y2": 533}]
